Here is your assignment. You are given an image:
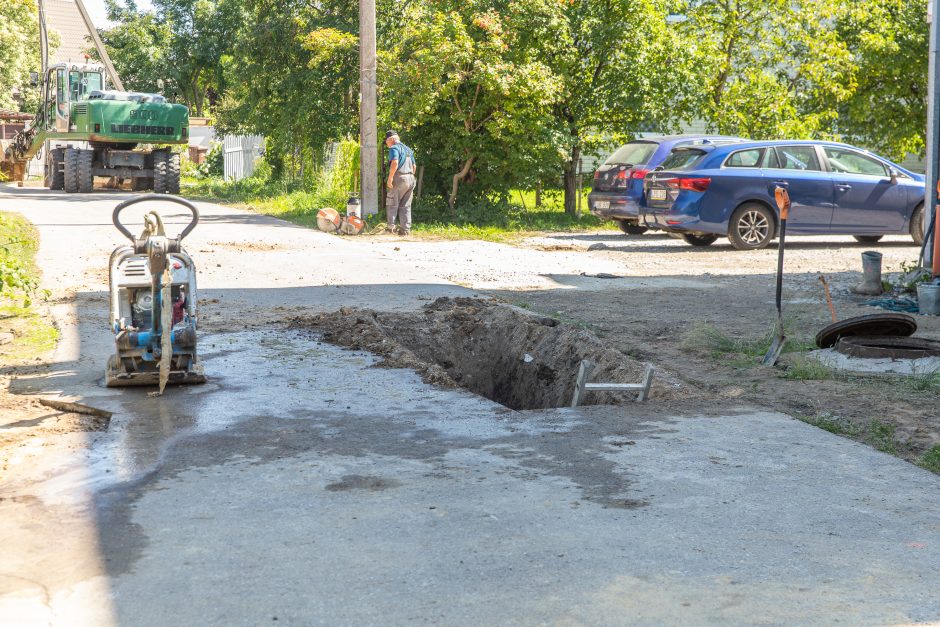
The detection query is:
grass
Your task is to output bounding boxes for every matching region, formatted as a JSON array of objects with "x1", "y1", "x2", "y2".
[
  {"x1": 182, "y1": 174, "x2": 616, "y2": 242},
  {"x1": 917, "y1": 446, "x2": 940, "y2": 474},
  {"x1": 865, "y1": 420, "x2": 898, "y2": 455},
  {"x1": 679, "y1": 321, "x2": 816, "y2": 369},
  {"x1": 0, "y1": 212, "x2": 57, "y2": 365},
  {"x1": 797, "y1": 412, "x2": 862, "y2": 437},
  {"x1": 782, "y1": 354, "x2": 835, "y2": 381}
]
